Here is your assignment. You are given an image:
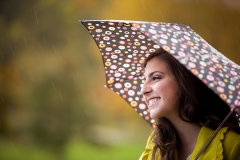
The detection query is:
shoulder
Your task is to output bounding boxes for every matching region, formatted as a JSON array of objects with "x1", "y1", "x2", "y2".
[
  {"x1": 222, "y1": 128, "x2": 240, "y2": 159},
  {"x1": 190, "y1": 126, "x2": 240, "y2": 160},
  {"x1": 139, "y1": 131, "x2": 161, "y2": 160},
  {"x1": 146, "y1": 130, "x2": 155, "y2": 148},
  {"x1": 223, "y1": 127, "x2": 240, "y2": 142}
]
